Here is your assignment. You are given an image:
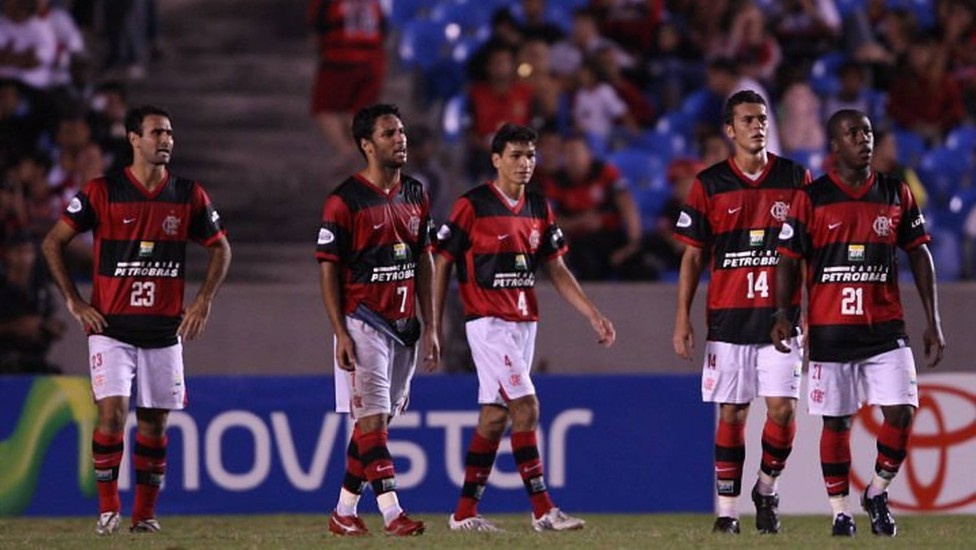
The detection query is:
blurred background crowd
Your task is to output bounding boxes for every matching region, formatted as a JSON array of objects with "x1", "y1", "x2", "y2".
[{"x1": 2, "y1": 0, "x2": 975, "y2": 374}]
